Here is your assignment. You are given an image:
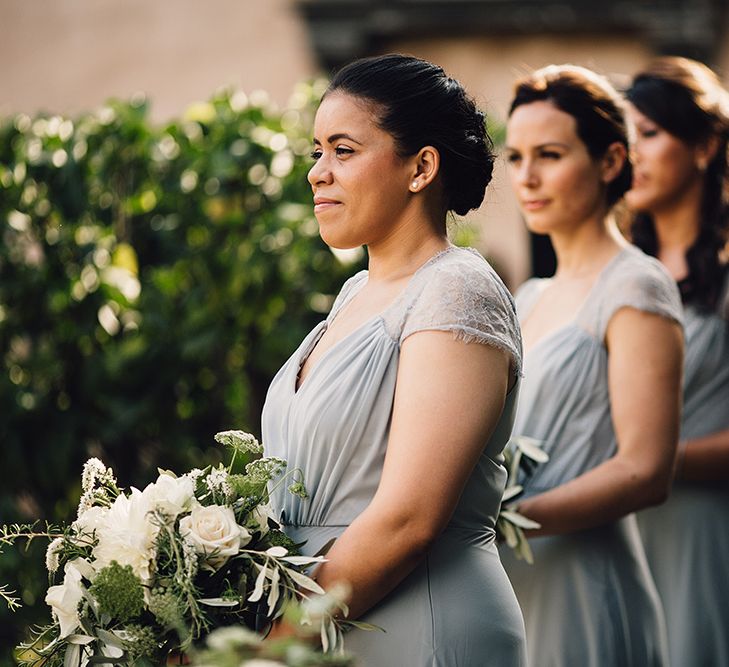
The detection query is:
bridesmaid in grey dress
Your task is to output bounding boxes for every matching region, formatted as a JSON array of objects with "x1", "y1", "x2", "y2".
[
  {"x1": 261, "y1": 54, "x2": 526, "y2": 665},
  {"x1": 625, "y1": 56, "x2": 729, "y2": 667},
  {"x1": 500, "y1": 65, "x2": 684, "y2": 667}
]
